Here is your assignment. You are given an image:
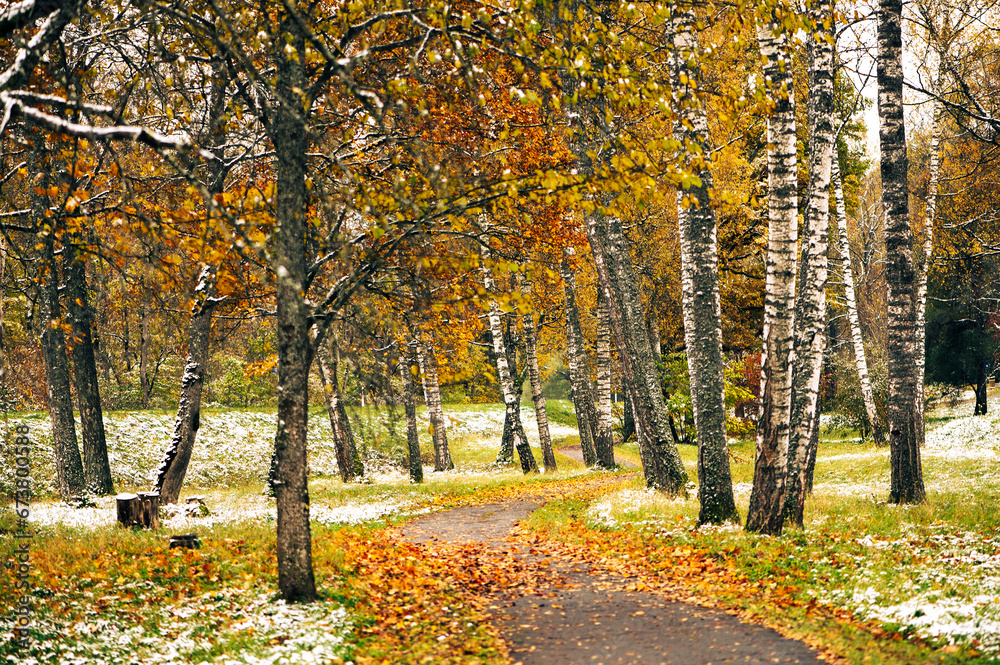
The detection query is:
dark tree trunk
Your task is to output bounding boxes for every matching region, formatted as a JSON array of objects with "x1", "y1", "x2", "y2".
[
  {"x1": 153, "y1": 266, "x2": 218, "y2": 504},
  {"x1": 270, "y1": 18, "x2": 316, "y2": 602},
  {"x1": 560, "y1": 254, "x2": 600, "y2": 468},
  {"x1": 974, "y1": 367, "x2": 988, "y2": 416},
  {"x1": 152, "y1": 57, "x2": 228, "y2": 505},
  {"x1": 140, "y1": 301, "x2": 151, "y2": 408},
  {"x1": 399, "y1": 347, "x2": 423, "y2": 483},
  {"x1": 64, "y1": 236, "x2": 114, "y2": 495},
  {"x1": 317, "y1": 343, "x2": 362, "y2": 482},
  {"x1": 39, "y1": 235, "x2": 85, "y2": 500},
  {"x1": 586, "y1": 214, "x2": 689, "y2": 494},
  {"x1": 622, "y1": 387, "x2": 636, "y2": 443},
  {"x1": 671, "y1": 8, "x2": 739, "y2": 525},
  {"x1": 879, "y1": 0, "x2": 925, "y2": 504}
]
